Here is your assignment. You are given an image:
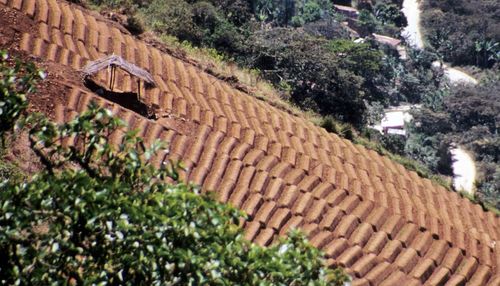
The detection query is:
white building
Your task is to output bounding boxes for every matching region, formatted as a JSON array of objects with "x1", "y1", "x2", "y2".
[{"x1": 371, "y1": 105, "x2": 419, "y2": 136}]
